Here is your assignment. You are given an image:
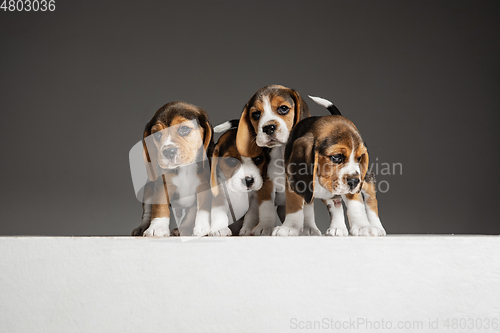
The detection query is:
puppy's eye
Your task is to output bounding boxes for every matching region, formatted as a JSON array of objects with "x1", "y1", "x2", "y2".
[
  {"x1": 224, "y1": 157, "x2": 239, "y2": 168},
  {"x1": 253, "y1": 155, "x2": 264, "y2": 165},
  {"x1": 277, "y1": 105, "x2": 290, "y2": 115},
  {"x1": 358, "y1": 154, "x2": 365, "y2": 162},
  {"x1": 153, "y1": 132, "x2": 162, "y2": 141},
  {"x1": 330, "y1": 154, "x2": 344, "y2": 164},
  {"x1": 251, "y1": 112, "x2": 261, "y2": 121},
  {"x1": 178, "y1": 126, "x2": 192, "y2": 136}
]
